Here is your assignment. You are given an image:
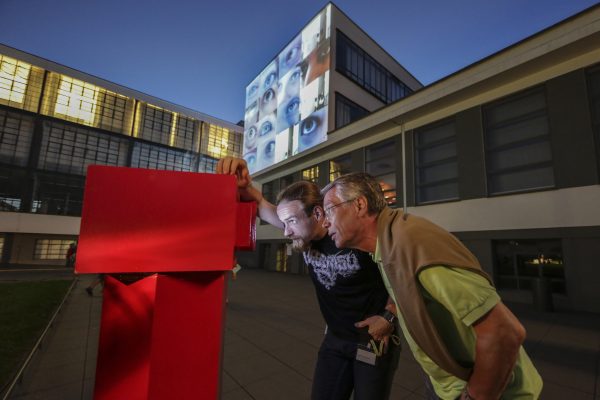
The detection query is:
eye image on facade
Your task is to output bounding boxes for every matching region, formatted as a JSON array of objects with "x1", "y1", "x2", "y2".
[{"x1": 244, "y1": 5, "x2": 331, "y2": 173}]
